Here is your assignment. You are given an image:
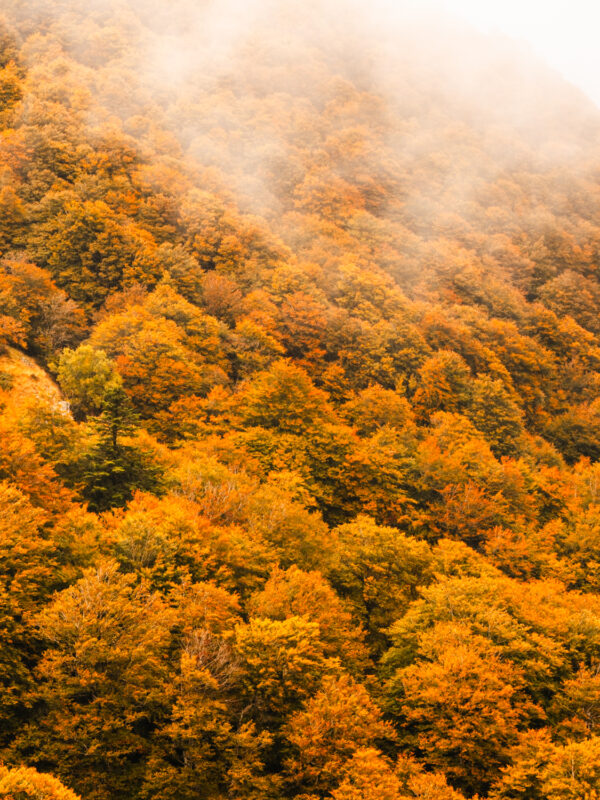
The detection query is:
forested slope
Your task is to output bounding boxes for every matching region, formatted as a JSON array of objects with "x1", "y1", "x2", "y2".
[{"x1": 3, "y1": 1, "x2": 600, "y2": 798}]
